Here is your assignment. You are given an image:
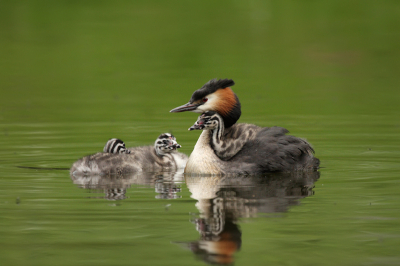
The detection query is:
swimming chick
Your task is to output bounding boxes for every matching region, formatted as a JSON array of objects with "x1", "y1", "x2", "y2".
[
  {"x1": 70, "y1": 133, "x2": 188, "y2": 176},
  {"x1": 103, "y1": 134, "x2": 182, "y2": 156},
  {"x1": 103, "y1": 138, "x2": 132, "y2": 154},
  {"x1": 170, "y1": 79, "x2": 319, "y2": 175}
]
